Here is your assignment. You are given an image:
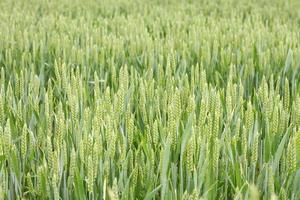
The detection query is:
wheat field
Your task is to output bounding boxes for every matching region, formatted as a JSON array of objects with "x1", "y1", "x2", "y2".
[{"x1": 0, "y1": 0, "x2": 300, "y2": 199}]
